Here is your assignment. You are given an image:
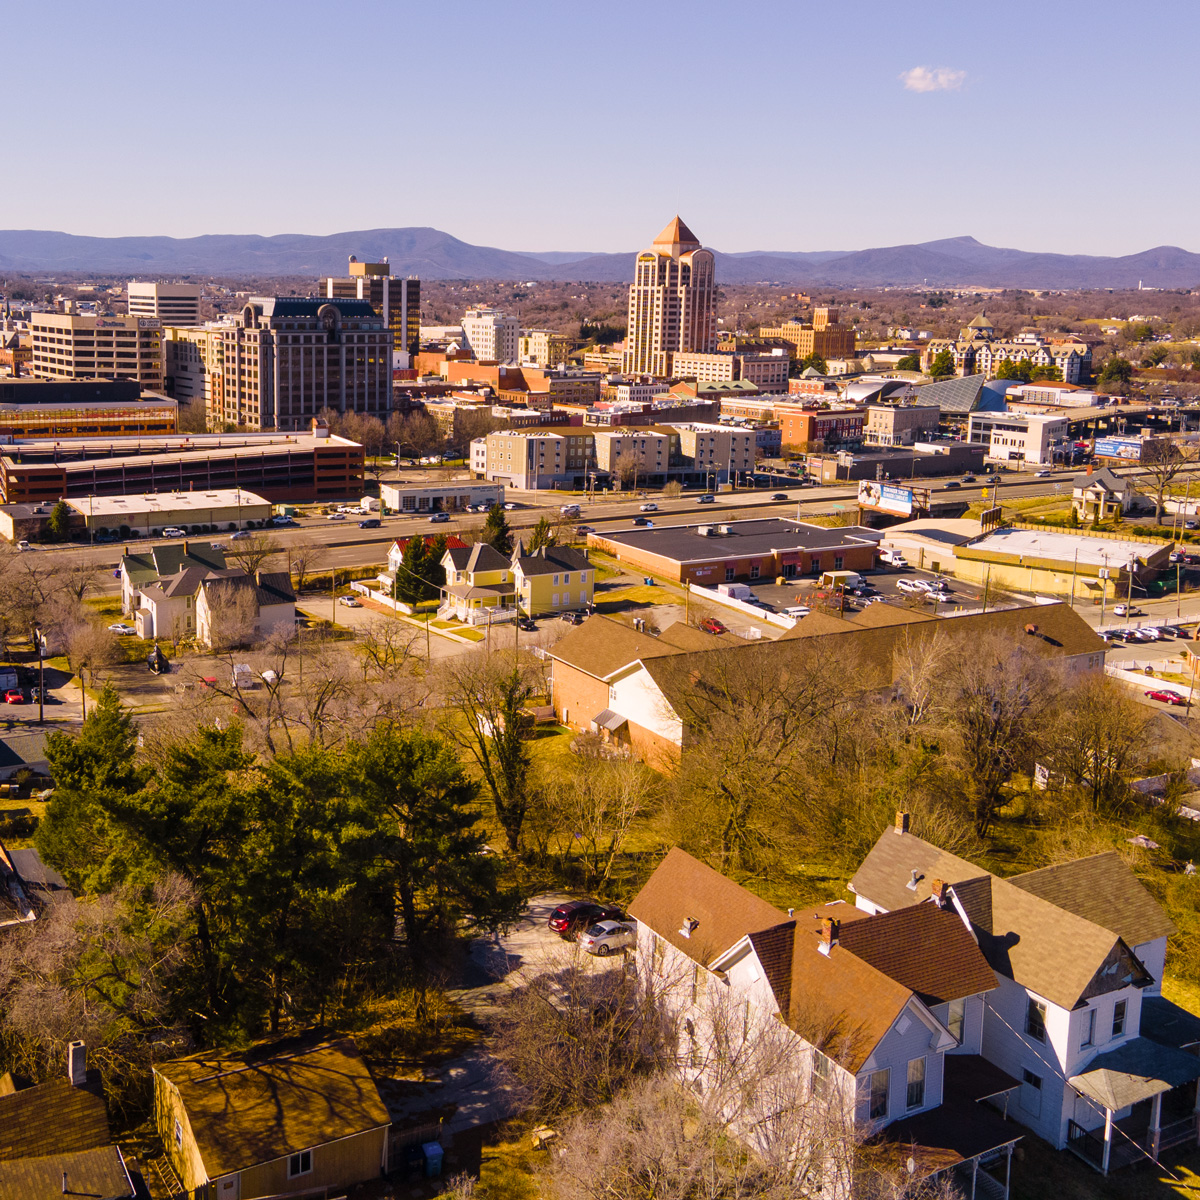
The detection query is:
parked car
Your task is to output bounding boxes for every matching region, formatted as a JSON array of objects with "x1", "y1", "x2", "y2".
[
  {"x1": 547, "y1": 900, "x2": 625, "y2": 939},
  {"x1": 161, "y1": 526, "x2": 186, "y2": 538},
  {"x1": 339, "y1": 595, "x2": 362, "y2": 608},
  {"x1": 878, "y1": 549, "x2": 908, "y2": 567},
  {"x1": 108, "y1": 622, "x2": 137, "y2": 635},
  {"x1": 639, "y1": 503, "x2": 658, "y2": 512},
  {"x1": 518, "y1": 618, "x2": 537, "y2": 631},
  {"x1": 3, "y1": 690, "x2": 23, "y2": 705},
  {"x1": 358, "y1": 518, "x2": 381, "y2": 528},
  {"x1": 699, "y1": 617, "x2": 727, "y2": 635},
  {"x1": 560, "y1": 611, "x2": 584, "y2": 625},
  {"x1": 783, "y1": 605, "x2": 812, "y2": 618},
  {"x1": 210, "y1": 541, "x2": 227, "y2": 550},
  {"x1": 1114, "y1": 604, "x2": 1143, "y2": 617},
  {"x1": 578, "y1": 919, "x2": 637, "y2": 957},
  {"x1": 697, "y1": 493, "x2": 716, "y2": 504},
  {"x1": 897, "y1": 579, "x2": 925, "y2": 595},
  {"x1": 429, "y1": 512, "x2": 452, "y2": 523},
  {"x1": 1146, "y1": 688, "x2": 1187, "y2": 706},
  {"x1": 326, "y1": 512, "x2": 346, "y2": 521},
  {"x1": 15, "y1": 540, "x2": 30, "y2": 551},
  {"x1": 771, "y1": 493, "x2": 789, "y2": 501},
  {"x1": 231, "y1": 530, "x2": 252, "y2": 540}
]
